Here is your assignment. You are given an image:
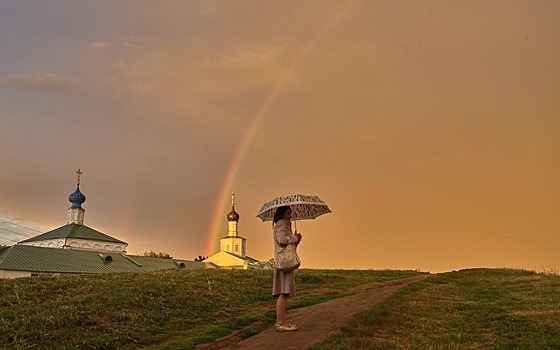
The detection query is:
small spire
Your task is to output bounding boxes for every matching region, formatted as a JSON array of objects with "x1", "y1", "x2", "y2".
[
  {"x1": 68, "y1": 169, "x2": 86, "y2": 225},
  {"x1": 227, "y1": 191, "x2": 240, "y2": 222},
  {"x1": 69, "y1": 169, "x2": 86, "y2": 209},
  {"x1": 76, "y1": 169, "x2": 83, "y2": 187}
]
